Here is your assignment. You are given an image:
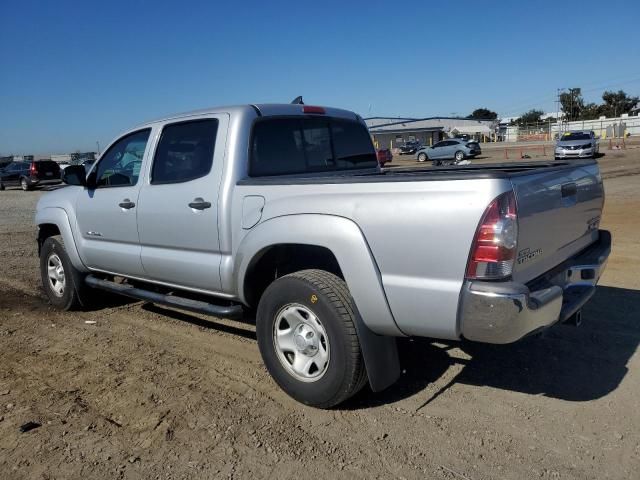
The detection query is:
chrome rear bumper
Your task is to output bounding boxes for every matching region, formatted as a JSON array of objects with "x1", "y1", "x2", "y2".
[{"x1": 459, "y1": 230, "x2": 611, "y2": 344}]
